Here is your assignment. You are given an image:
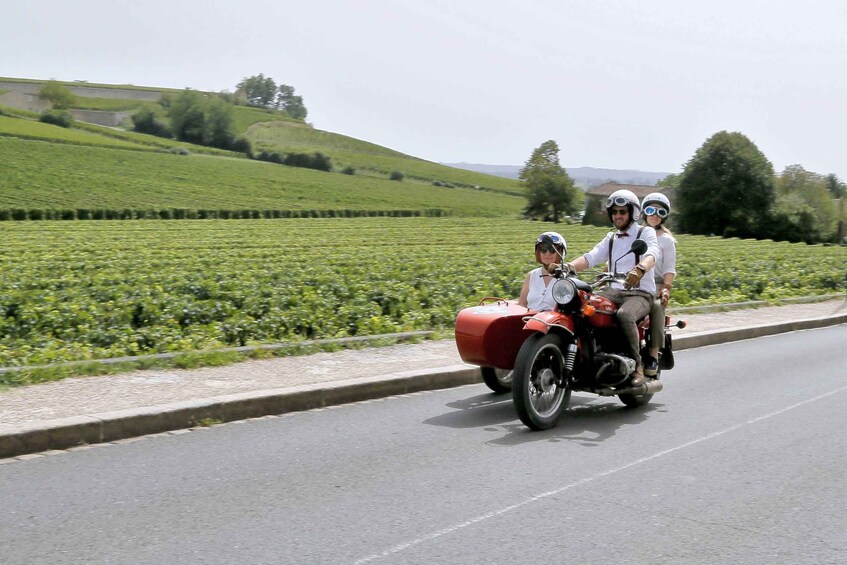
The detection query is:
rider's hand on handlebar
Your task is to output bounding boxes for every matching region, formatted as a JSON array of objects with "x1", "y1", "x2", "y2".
[
  {"x1": 544, "y1": 263, "x2": 562, "y2": 277},
  {"x1": 562, "y1": 262, "x2": 576, "y2": 275},
  {"x1": 625, "y1": 265, "x2": 645, "y2": 288}
]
